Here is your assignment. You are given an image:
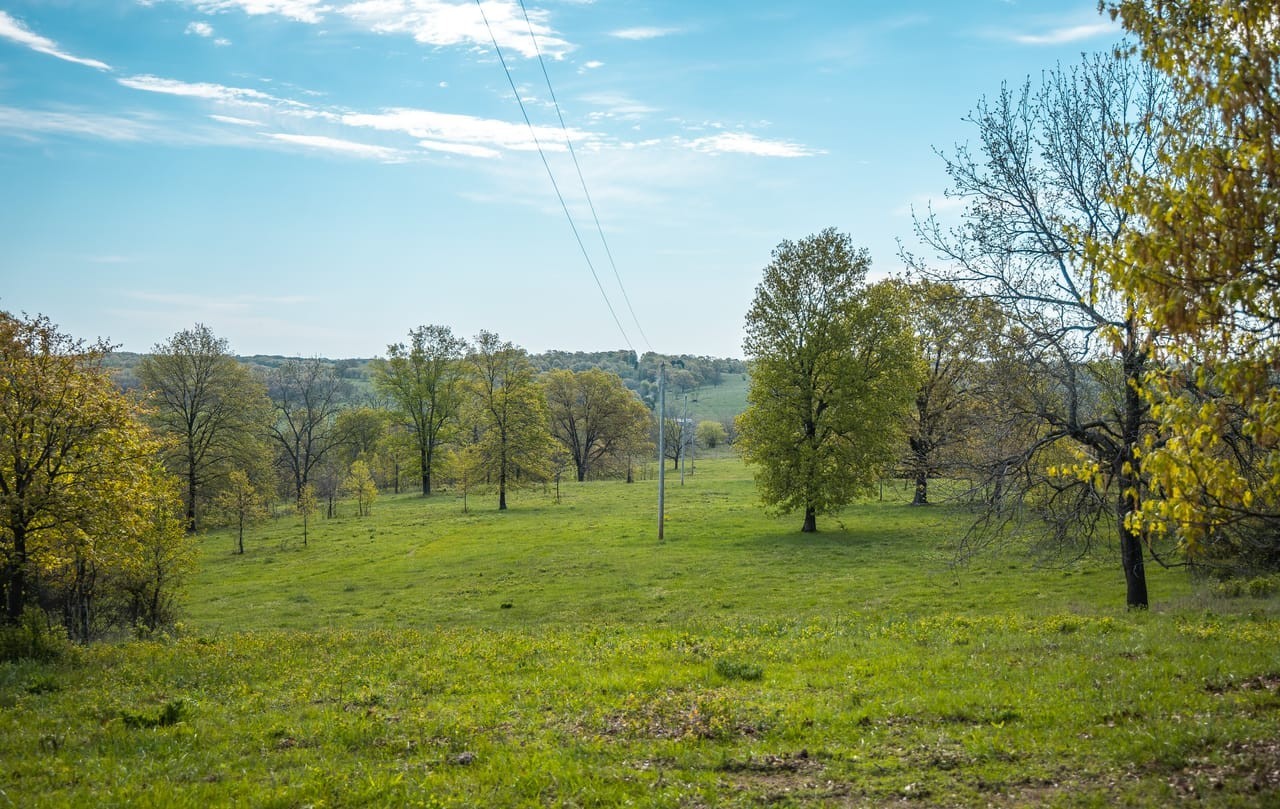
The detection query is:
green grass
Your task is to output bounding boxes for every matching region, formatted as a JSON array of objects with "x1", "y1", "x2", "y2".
[{"x1": 3, "y1": 458, "x2": 1279, "y2": 807}]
